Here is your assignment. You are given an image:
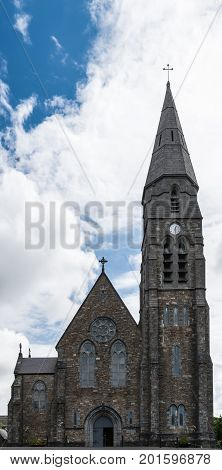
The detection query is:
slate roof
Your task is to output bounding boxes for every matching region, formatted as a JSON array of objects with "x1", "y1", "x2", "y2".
[
  {"x1": 15, "y1": 357, "x2": 57, "y2": 375},
  {"x1": 145, "y1": 81, "x2": 198, "y2": 188}
]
